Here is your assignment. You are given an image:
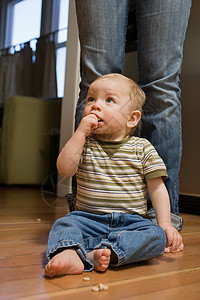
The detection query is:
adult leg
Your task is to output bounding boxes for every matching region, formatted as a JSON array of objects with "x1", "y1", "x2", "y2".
[
  {"x1": 136, "y1": 0, "x2": 191, "y2": 215},
  {"x1": 72, "y1": 0, "x2": 129, "y2": 199},
  {"x1": 75, "y1": 0, "x2": 129, "y2": 128}
]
